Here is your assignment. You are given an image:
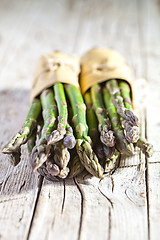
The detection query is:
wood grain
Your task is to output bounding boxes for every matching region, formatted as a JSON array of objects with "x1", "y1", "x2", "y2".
[{"x1": 0, "y1": 0, "x2": 159, "y2": 239}]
